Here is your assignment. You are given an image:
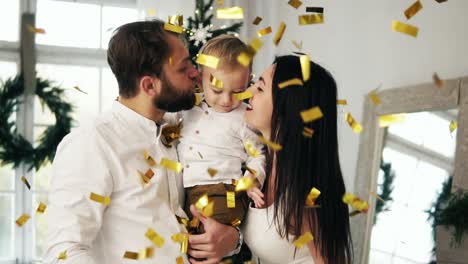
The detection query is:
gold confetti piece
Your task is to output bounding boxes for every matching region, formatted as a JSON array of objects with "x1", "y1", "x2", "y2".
[
  {"x1": 217, "y1": 6, "x2": 244, "y2": 19},
  {"x1": 172, "y1": 233, "x2": 189, "y2": 253},
  {"x1": 21, "y1": 176, "x2": 31, "y2": 190},
  {"x1": 249, "y1": 38, "x2": 263, "y2": 53},
  {"x1": 235, "y1": 176, "x2": 255, "y2": 192},
  {"x1": 337, "y1": 99, "x2": 348, "y2": 105},
  {"x1": 433, "y1": 73, "x2": 444, "y2": 88},
  {"x1": 210, "y1": 74, "x2": 224, "y2": 89},
  {"x1": 147, "y1": 8, "x2": 156, "y2": 17},
  {"x1": 450, "y1": 120, "x2": 458, "y2": 133},
  {"x1": 345, "y1": 112, "x2": 363, "y2": 134},
  {"x1": 36, "y1": 202, "x2": 47, "y2": 214},
  {"x1": 368, "y1": 88, "x2": 381, "y2": 105},
  {"x1": 140, "y1": 168, "x2": 155, "y2": 184},
  {"x1": 58, "y1": 250, "x2": 67, "y2": 260},
  {"x1": 244, "y1": 140, "x2": 260, "y2": 157},
  {"x1": 145, "y1": 228, "x2": 165, "y2": 247},
  {"x1": 202, "y1": 201, "x2": 215, "y2": 217},
  {"x1": 207, "y1": 168, "x2": 218, "y2": 177},
  {"x1": 300, "y1": 54, "x2": 310, "y2": 81},
  {"x1": 237, "y1": 52, "x2": 252, "y2": 67},
  {"x1": 195, "y1": 194, "x2": 209, "y2": 211},
  {"x1": 257, "y1": 26, "x2": 272, "y2": 37},
  {"x1": 169, "y1": 57, "x2": 173, "y2": 65},
  {"x1": 253, "y1": 16, "x2": 262, "y2": 25},
  {"x1": 168, "y1": 15, "x2": 183, "y2": 26},
  {"x1": 90, "y1": 192, "x2": 111, "y2": 205},
  {"x1": 404, "y1": 1, "x2": 423, "y2": 20},
  {"x1": 196, "y1": 54, "x2": 220, "y2": 69},
  {"x1": 342, "y1": 193, "x2": 369, "y2": 212},
  {"x1": 368, "y1": 191, "x2": 385, "y2": 203},
  {"x1": 292, "y1": 40, "x2": 303, "y2": 50},
  {"x1": 302, "y1": 127, "x2": 314, "y2": 138},
  {"x1": 306, "y1": 187, "x2": 321, "y2": 207},
  {"x1": 258, "y1": 136, "x2": 282, "y2": 151},
  {"x1": 195, "y1": 93, "x2": 202, "y2": 106},
  {"x1": 176, "y1": 256, "x2": 184, "y2": 264},
  {"x1": 379, "y1": 113, "x2": 406, "y2": 127},
  {"x1": 160, "y1": 158, "x2": 183, "y2": 173},
  {"x1": 189, "y1": 217, "x2": 200, "y2": 229},
  {"x1": 164, "y1": 23, "x2": 184, "y2": 34},
  {"x1": 73, "y1": 86, "x2": 88, "y2": 94},
  {"x1": 233, "y1": 90, "x2": 253, "y2": 101},
  {"x1": 218, "y1": 0, "x2": 224, "y2": 5},
  {"x1": 300, "y1": 106, "x2": 323, "y2": 123},
  {"x1": 143, "y1": 150, "x2": 157, "y2": 167},
  {"x1": 27, "y1": 24, "x2": 46, "y2": 34},
  {"x1": 15, "y1": 214, "x2": 30, "y2": 227},
  {"x1": 293, "y1": 232, "x2": 314, "y2": 248},
  {"x1": 391, "y1": 20, "x2": 418, "y2": 38},
  {"x1": 273, "y1": 22, "x2": 286, "y2": 46},
  {"x1": 299, "y1": 14, "x2": 324, "y2": 25},
  {"x1": 231, "y1": 218, "x2": 241, "y2": 227},
  {"x1": 226, "y1": 191, "x2": 236, "y2": 208},
  {"x1": 138, "y1": 247, "x2": 155, "y2": 259},
  {"x1": 288, "y1": 0, "x2": 303, "y2": 9},
  {"x1": 123, "y1": 251, "x2": 139, "y2": 259},
  {"x1": 306, "y1": 7, "x2": 324, "y2": 13}
]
